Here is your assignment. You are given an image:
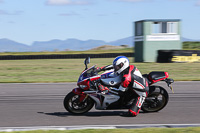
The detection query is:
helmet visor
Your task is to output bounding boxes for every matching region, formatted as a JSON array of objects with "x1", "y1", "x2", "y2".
[{"x1": 114, "y1": 63, "x2": 123, "y2": 72}]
